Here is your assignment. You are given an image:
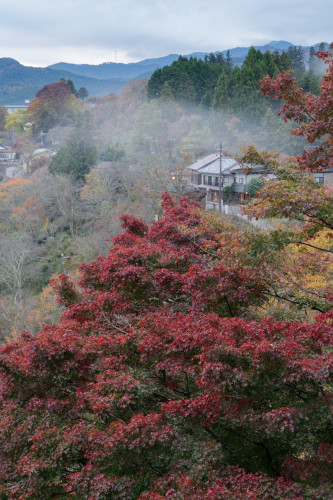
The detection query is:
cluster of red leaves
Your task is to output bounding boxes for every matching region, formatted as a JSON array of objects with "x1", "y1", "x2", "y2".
[
  {"x1": 49, "y1": 274, "x2": 81, "y2": 307},
  {"x1": 35, "y1": 81, "x2": 73, "y2": 114},
  {"x1": 241, "y1": 48, "x2": 333, "y2": 284},
  {"x1": 75, "y1": 194, "x2": 266, "y2": 320},
  {"x1": 260, "y1": 44, "x2": 333, "y2": 172},
  {"x1": 0, "y1": 194, "x2": 332, "y2": 498},
  {"x1": 27, "y1": 81, "x2": 78, "y2": 131}
]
